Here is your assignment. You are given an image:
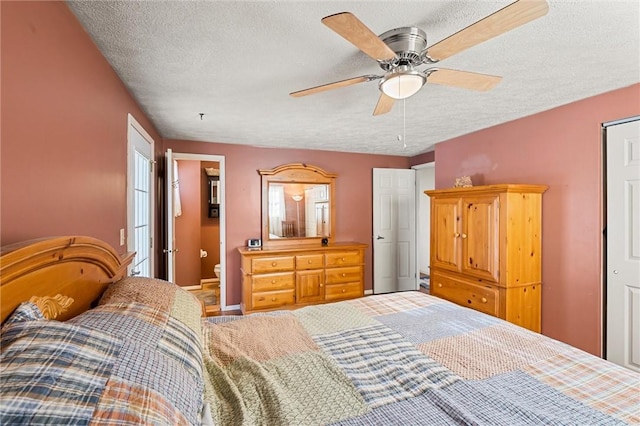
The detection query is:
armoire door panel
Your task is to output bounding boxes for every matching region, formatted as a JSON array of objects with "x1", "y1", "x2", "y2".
[
  {"x1": 431, "y1": 198, "x2": 461, "y2": 272},
  {"x1": 462, "y1": 196, "x2": 500, "y2": 282}
]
